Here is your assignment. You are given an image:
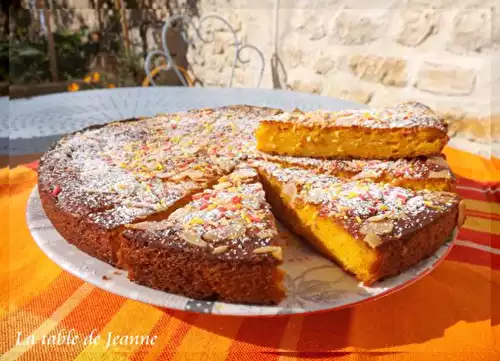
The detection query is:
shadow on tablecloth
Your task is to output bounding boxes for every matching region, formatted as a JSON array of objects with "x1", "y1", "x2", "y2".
[{"x1": 155, "y1": 260, "x2": 493, "y2": 351}]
